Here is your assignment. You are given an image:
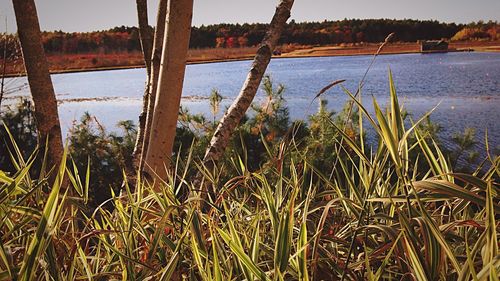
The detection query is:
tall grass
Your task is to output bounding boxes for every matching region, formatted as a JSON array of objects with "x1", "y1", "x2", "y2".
[{"x1": 0, "y1": 73, "x2": 498, "y2": 280}]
